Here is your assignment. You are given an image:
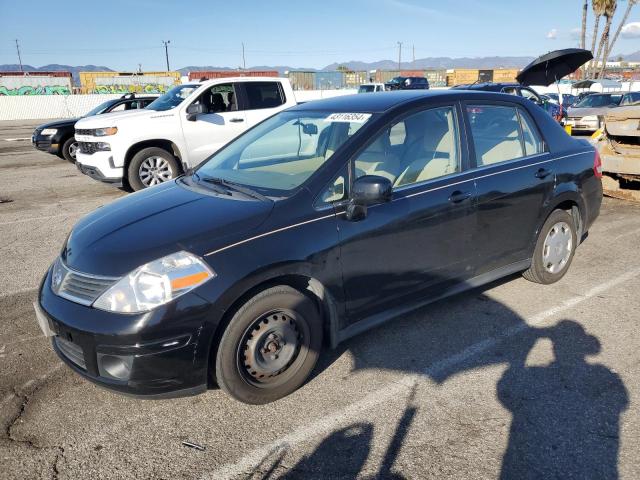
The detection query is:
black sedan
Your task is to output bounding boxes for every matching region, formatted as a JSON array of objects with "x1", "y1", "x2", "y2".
[
  {"x1": 32, "y1": 94, "x2": 155, "y2": 162},
  {"x1": 35, "y1": 90, "x2": 602, "y2": 404}
]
